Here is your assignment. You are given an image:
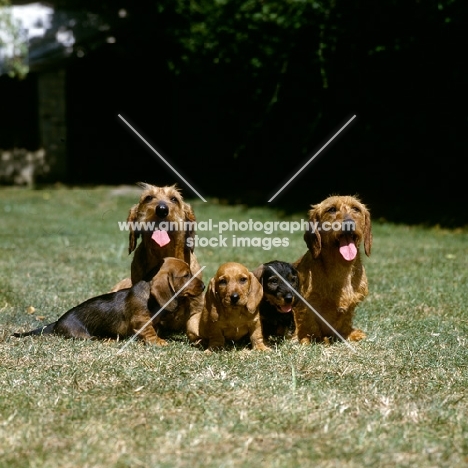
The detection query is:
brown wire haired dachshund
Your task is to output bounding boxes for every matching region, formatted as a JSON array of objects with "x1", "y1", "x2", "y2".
[
  {"x1": 13, "y1": 258, "x2": 204, "y2": 346},
  {"x1": 198, "y1": 262, "x2": 269, "y2": 351},
  {"x1": 111, "y1": 183, "x2": 204, "y2": 342},
  {"x1": 293, "y1": 195, "x2": 372, "y2": 344}
]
